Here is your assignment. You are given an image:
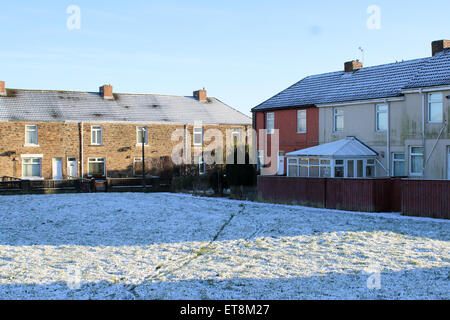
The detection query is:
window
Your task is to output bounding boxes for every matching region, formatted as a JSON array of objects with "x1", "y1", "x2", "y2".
[
  {"x1": 91, "y1": 126, "x2": 103, "y2": 145},
  {"x1": 193, "y1": 127, "x2": 203, "y2": 146},
  {"x1": 392, "y1": 153, "x2": 405, "y2": 177},
  {"x1": 334, "y1": 109, "x2": 344, "y2": 132},
  {"x1": 289, "y1": 158, "x2": 331, "y2": 178},
  {"x1": 266, "y1": 113, "x2": 275, "y2": 134},
  {"x1": 88, "y1": 157, "x2": 106, "y2": 176},
  {"x1": 288, "y1": 159, "x2": 298, "y2": 177},
  {"x1": 297, "y1": 110, "x2": 307, "y2": 133},
  {"x1": 136, "y1": 126, "x2": 148, "y2": 145},
  {"x1": 376, "y1": 104, "x2": 388, "y2": 131},
  {"x1": 428, "y1": 93, "x2": 443, "y2": 123},
  {"x1": 25, "y1": 125, "x2": 38, "y2": 146},
  {"x1": 22, "y1": 157, "x2": 42, "y2": 178},
  {"x1": 335, "y1": 160, "x2": 344, "y2": 177},
  {"x1": 365, "y1": 159, "x2": 375, "y2": 178},
  {"x1": 409, "y1": 147, "x2": 424, "y2": 176}
]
